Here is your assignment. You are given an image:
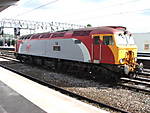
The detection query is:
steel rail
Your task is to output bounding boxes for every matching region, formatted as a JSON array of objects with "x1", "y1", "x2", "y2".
[
  {"x1": 121, "y1": 77, "x2": 150, "y2": 86},
  {"x1": 133, "y1": 77, "x2": 150, "y2": 83},
  {"x1": 118, "y1": 83, "x2": 150, "y2": 94},
  {"x1": 140, "y1": 72, "x2": 150, "y2": 76},
  {"x1": 0, "y1": 55, "x2": 19, "y2": 62},
  {"x1": 143, "y1": 69, "x2": 150, "y2": 73}
]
